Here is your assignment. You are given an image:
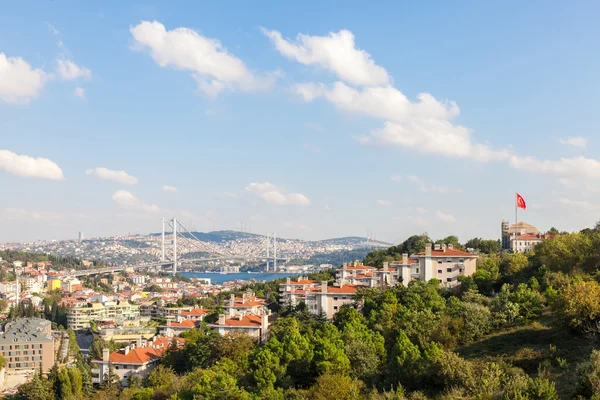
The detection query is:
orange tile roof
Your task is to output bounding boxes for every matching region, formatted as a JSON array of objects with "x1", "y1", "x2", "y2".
[
  {"x1": 338, "y1": 265, "x2": 375, "y2": 270},
  {"x1": 515, "y1": 234, "x2": 546, "y2": 240},
  {"x1": 168, "y1": 319, "x2": 196, "y2": 328},
  {"x1": 390, "y1": 259, "x2": 418, "y2": 265},
  {"x1": 180, "y1": 308, "x2": 209, "y2": 316},
  {"x1": 217, "y1": 314, "x2": 263, "y2": 327},
  {"x1": 96, "y1": 337, "x2": 185, "y2": 365},
  {"x1": 289, "y1": 279, "x2": 316, "y2": 284},
  {"x1": 327, "y1": 285, "x2": 361, "y2": 294},
  {"x1": 415, "y1": 249, "x2": 476, "y2": 257}
]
